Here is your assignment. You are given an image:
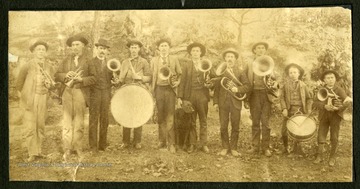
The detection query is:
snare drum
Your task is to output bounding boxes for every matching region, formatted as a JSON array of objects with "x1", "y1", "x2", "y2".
[
  {"x1": 110, "y1": 84, "x2": 154, "y2": 128},
  {"x1": 286, "y1": 114, "x2": 317, "y2": 142}
]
